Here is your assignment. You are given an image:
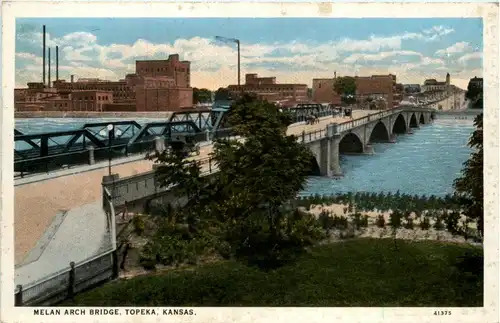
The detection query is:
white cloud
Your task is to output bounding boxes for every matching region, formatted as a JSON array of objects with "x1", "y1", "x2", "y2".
[
  {"x1": 457, "y1": 52, "x2": 483, "y2": 64},
  {"x1": 436, "y1": 42, "x2": 473, "y2": 56},
  {"x1": 422, "y1": 25, "x2": 455, "y2": 40},
  {"x1": 14, "y1": 24, "x2": 480, "y2": 90},
  {"x1": 343, "y1": 50, "x2": 422, "y2": 64}
]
